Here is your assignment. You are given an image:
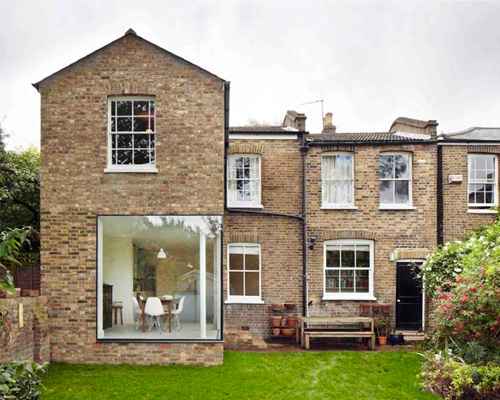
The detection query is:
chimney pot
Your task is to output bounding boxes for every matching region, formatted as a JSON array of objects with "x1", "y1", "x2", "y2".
[{"x1": 322, "y1": 112, "x2": 336, "y2": 134}]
